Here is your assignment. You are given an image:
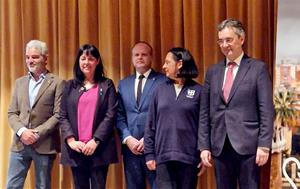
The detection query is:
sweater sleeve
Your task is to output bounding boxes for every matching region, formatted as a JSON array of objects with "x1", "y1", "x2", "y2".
[{"x1": 144, "y1": 88, "x2": 158, "y2": 162}]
